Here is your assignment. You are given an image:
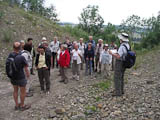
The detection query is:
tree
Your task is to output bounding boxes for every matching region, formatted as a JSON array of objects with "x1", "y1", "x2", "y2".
[
  {"x1": 22, "y1": 0, "x2": 59, "y2": 22},
  {"x1": 78, "y1": 5, "x2": 104, "y2": 35},
  {"x1": 120, "y1": 15, "x2": 143, "y2": 41},
  {"x1": 22, "y1": 0, "x2": 45, "y2": 13},
  {"x1": 43, "y1": 5, "x2": 59, "y2": 22},
  {"x1": 101, "y1": 23, "x2": 117, "y2": 43}
]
